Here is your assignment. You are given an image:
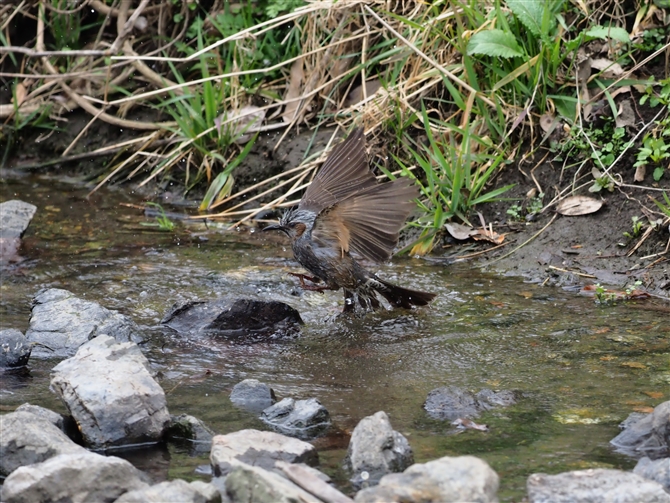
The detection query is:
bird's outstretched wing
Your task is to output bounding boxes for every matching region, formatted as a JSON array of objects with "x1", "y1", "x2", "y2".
[
  {"x1": 299, "y1": 128, "x2": 377, "y2": 213},
  {"x1": 312, "y1": 177, "x2": 417, "y2": 263}
]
